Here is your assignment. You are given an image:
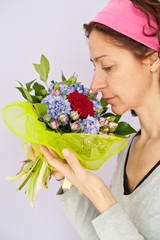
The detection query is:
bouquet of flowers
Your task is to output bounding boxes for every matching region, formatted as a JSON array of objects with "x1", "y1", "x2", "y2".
[{"x1": 1, "y1": 54, "x2": 137, "y2": 207}]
